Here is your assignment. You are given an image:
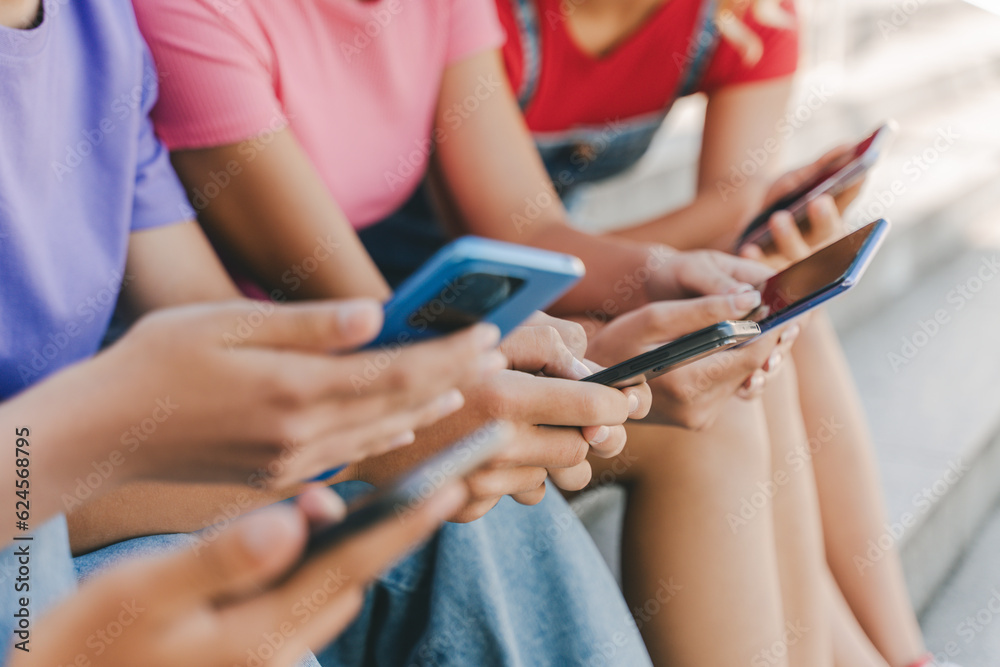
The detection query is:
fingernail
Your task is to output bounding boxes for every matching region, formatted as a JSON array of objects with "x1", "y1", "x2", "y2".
[
  {"x1": 780, "y1": 324, "x2": 801, "y2": 345},
  {"x1": 765, "y1": 351, "x2": 782, "y2": 372},
  {"x1": 240, "y1": 506, "x2": 300, "y2": 560},
  {"x1": 337, "y1": 299, "x2": 381, "y2": 333},
  {"x1": 473, "y1": 323, "x2": 501, "y2": 349},
  {"x1": 436, "y1": 389, "x2": 465, "y2": 416},
  {"x1": 589, "y1": 425, "x2": 610, "y2": 445},
  {"x1": 388, "y1": 430, "x2": 416, "y2": 449},
  {"x1": 732, "y1": 290, "x2": 762, "y2": 311},
  {"x1": 627, "y1": 393, "x2": 640, "y2": 414},
  {"x1": 572, "y1": 358, "x2": 592, "y2": 380},
  {"x1": 725, "y1": 282, "x2": 756, "y2": 296}
]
